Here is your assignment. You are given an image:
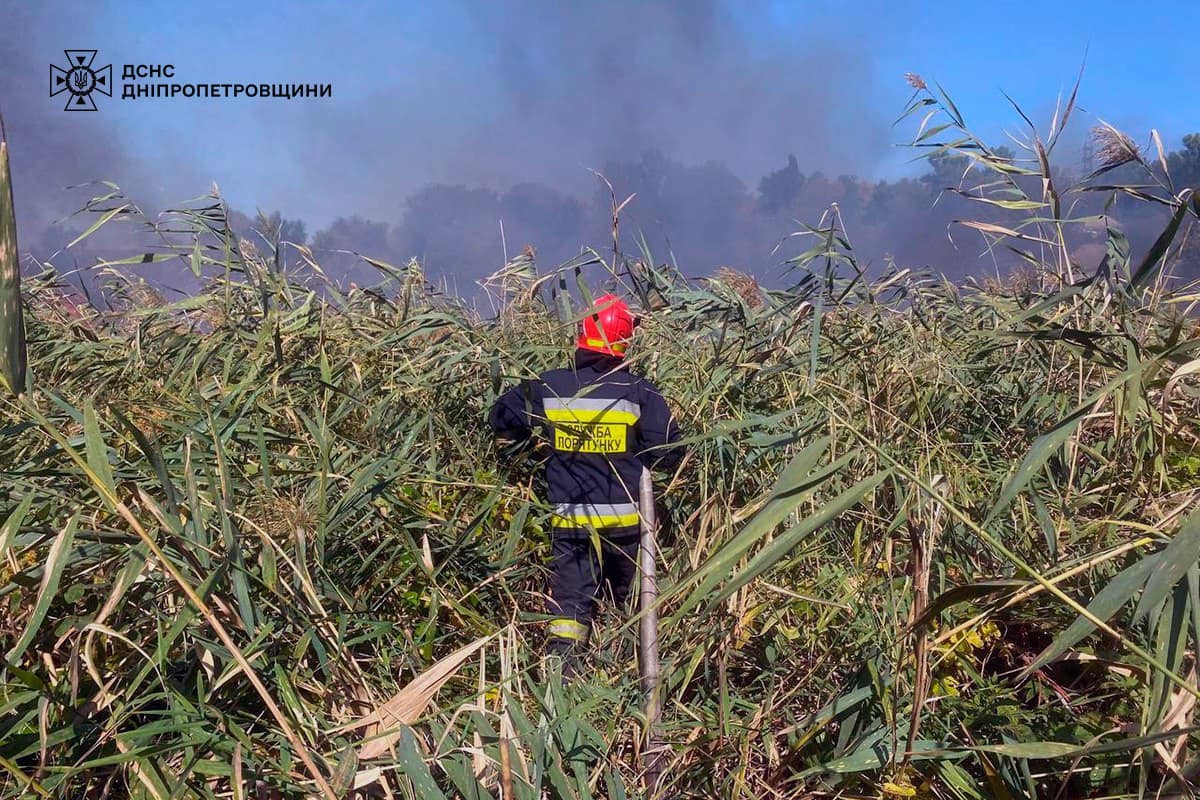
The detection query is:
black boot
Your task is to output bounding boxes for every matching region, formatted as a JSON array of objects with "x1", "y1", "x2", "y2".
[{"x1": 546, "y1": 635, "x2": 584, "y2": 681}]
